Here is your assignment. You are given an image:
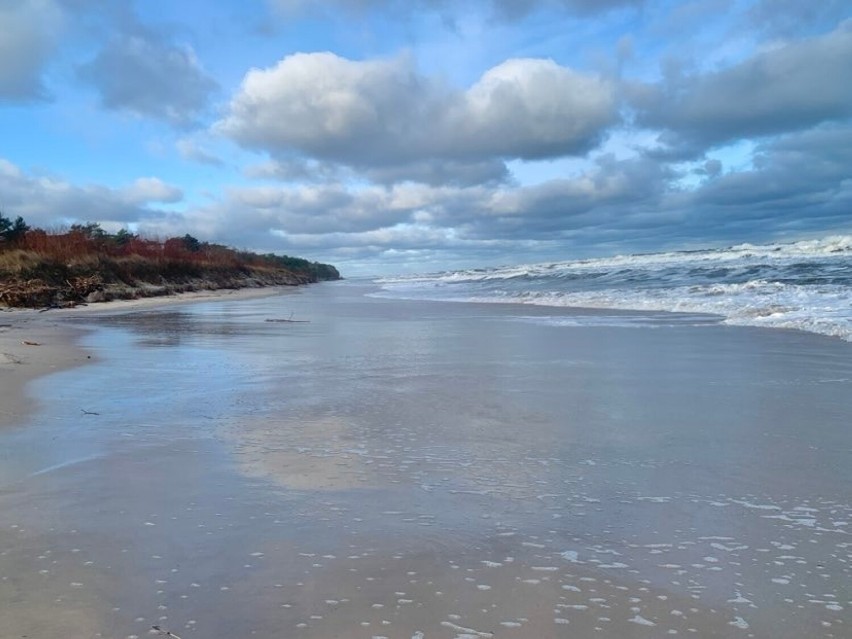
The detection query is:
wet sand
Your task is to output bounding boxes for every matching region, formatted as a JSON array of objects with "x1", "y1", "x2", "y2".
[
  {"x1": 0, "y1": 287, "x2": 290, "y2": 427},
  {"x1": 1, "y1": 281, "x2": 850, "y2": 638},
  {"x1": 0, "y1": 310, "x2": 91, "y2": 426}
]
